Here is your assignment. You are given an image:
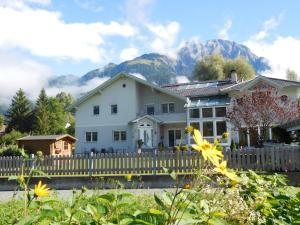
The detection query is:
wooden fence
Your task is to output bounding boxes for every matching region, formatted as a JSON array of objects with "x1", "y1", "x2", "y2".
[{"x1": 0, "y1": 146, "x2": 299, "y2": 177}]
